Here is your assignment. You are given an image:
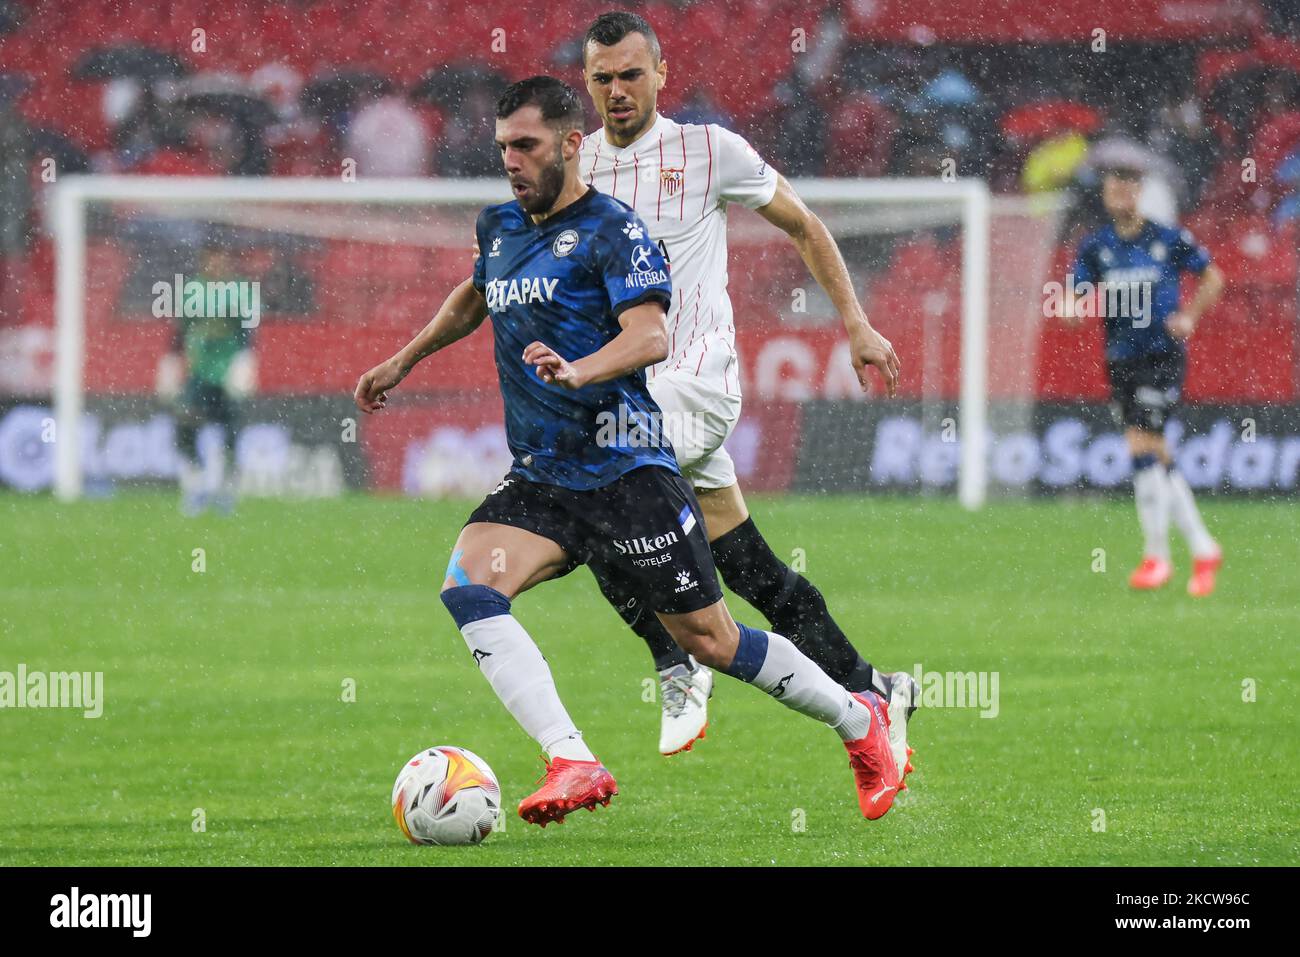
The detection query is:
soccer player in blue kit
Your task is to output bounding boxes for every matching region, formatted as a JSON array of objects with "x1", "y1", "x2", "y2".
[
  {"x1": 1069, "y1": 164, "x2": 1226, "y2": 595},
  {"x1": 354, "y1": 77, "x2": 902, "y2": 826}
]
